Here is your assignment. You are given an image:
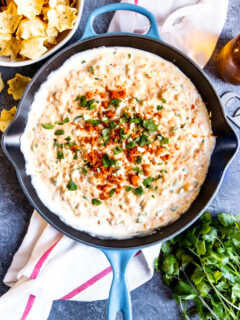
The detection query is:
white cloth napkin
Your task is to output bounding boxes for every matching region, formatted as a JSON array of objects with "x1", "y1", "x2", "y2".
[
  {"x1": 0, "y1": 211, "x2": 160, "y2": 320},
  {"x1": 108, "y1": 0, "x2": 228, "y2": 68},
  {"x1": 0, "y1": 1, "x2": 228, "y2": 319}
]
